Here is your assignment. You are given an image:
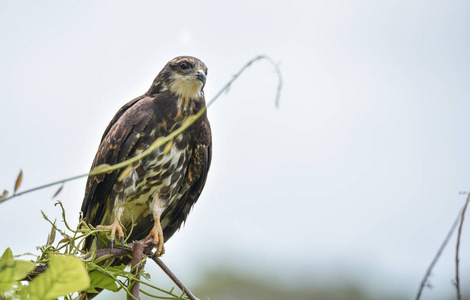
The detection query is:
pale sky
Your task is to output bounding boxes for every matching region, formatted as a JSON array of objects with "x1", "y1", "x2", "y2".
[{"x1": 1, "y1": 1, "x2": 469, "y2": 299}]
